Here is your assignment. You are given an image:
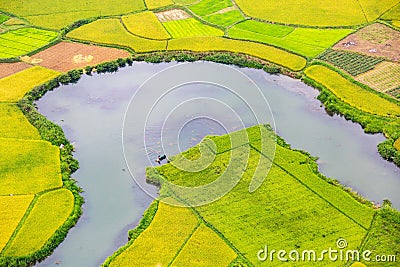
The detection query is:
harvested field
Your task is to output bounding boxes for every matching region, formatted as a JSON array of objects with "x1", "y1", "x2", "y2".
[
  {"x1": 356, "y1": 61, "x2": 400, "y2": 92},
  {"x1": 0, "y1": 62, "x2": 31, "y2": 79},
  {"x1": 30, "y1": 42, "x2": 130, "y2": 72},
  {"x1": 155, "y1": 9, "x2": 191, "y2": 22},
  {"x1": 333, "y1": 23, "x2": 400, "y2": 61}
]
